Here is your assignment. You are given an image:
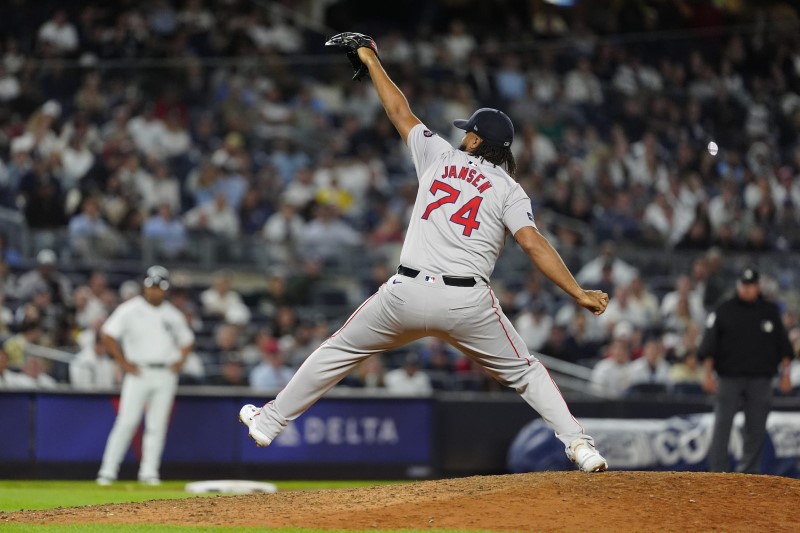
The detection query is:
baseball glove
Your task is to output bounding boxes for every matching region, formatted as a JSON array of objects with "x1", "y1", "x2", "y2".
[{"x1": 324, "y1": 32, "x2": 380, "y2": 81}]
